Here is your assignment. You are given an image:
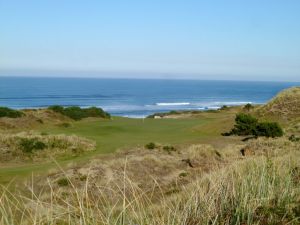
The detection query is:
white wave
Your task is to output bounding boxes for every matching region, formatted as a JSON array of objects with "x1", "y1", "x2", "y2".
[
  {"x1": 207, "y1": 106, "x2": 221, "y2": 109},
  {"x1": 213, "y1": 101, "x2": 252, "y2": 106},
  {"x1": 155, "y1": 102, "x2": 190, "y2": 106},
  {"x1": 121, "y1": 115, "x2": 146, "y2": 118}
]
